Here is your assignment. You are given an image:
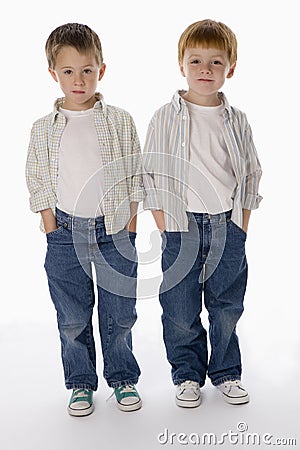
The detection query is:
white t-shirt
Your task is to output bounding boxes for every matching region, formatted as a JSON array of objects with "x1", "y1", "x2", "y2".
[
  {"x1": 185, "y1": 101, "x2": 237, "y2": 214},
  {"x1": 57, "y1": 107, "x2": 105, "y2": 218}
]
